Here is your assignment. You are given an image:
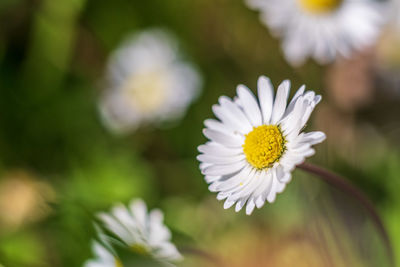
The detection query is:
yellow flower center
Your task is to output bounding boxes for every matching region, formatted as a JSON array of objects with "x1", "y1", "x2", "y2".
[
  {"x1": 131, "y1": 244, "x2": 149, "y2": 255},
  {"x1": 298, "y1": 0, "x2": 342, "y2": 14},
  {"x1": 243, "y1": 125, "x2": 286, "y2": 170},
  {"x1": 115, "y1": 258, "x2": 123, "y2": 267},
  {"x1": 122, "y1": 70, "x2": 167, "y2": 113}
]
